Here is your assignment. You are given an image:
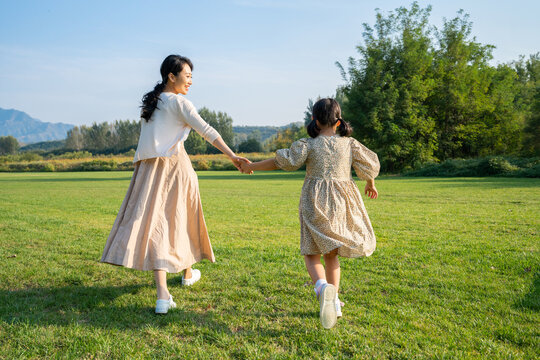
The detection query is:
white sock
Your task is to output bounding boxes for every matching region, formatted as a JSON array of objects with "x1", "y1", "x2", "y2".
[{"x1": 314, "y1": 279, "x2": 327, "y2": 297}]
